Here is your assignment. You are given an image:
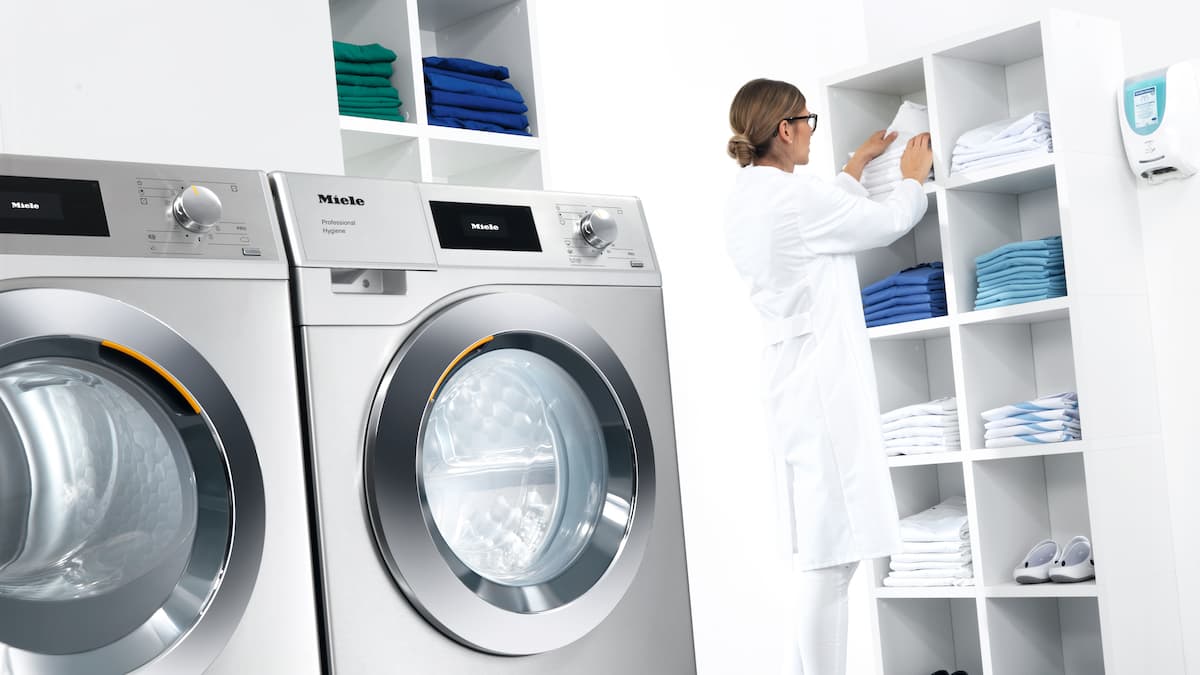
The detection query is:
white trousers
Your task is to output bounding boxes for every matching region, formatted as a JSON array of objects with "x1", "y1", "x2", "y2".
[{"x1": 786, "y1": 561, "x2": 859, "y2": 675}]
